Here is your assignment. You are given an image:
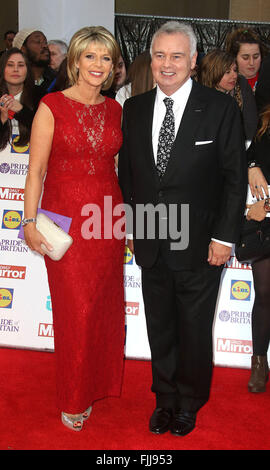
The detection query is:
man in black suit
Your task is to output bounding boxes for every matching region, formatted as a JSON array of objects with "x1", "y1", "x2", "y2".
[{"x1": 118, "y1": 21, "x2": 247, "y2": 436}]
